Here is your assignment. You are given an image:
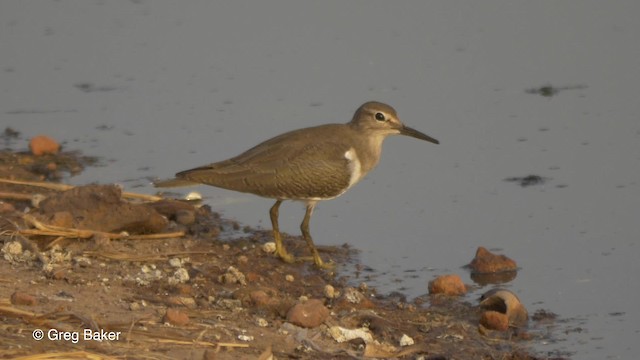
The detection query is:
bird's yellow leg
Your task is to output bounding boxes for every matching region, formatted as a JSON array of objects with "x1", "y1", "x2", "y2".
[
  {"x1": 300, "y1": 202, "x2": 335, "y2": 269},
  {"x1": 270, "y1": 200, "x2": 295, "y2": 263}
]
